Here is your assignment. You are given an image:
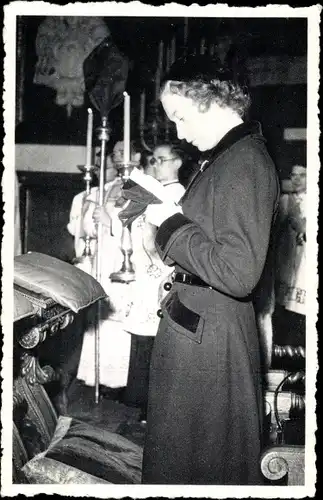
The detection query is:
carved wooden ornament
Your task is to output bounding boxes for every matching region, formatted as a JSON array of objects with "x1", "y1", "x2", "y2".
[{"x1": 34, "y1": 17, "x2": 110, "y2": 116}]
